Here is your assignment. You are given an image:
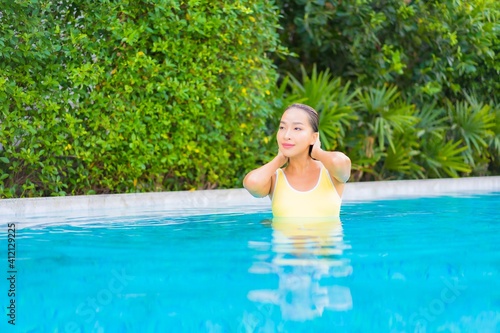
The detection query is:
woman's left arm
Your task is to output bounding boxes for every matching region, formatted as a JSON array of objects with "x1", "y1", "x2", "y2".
[{"x1": 310, "y1": 138, "x2": 351, "y2": 183}]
